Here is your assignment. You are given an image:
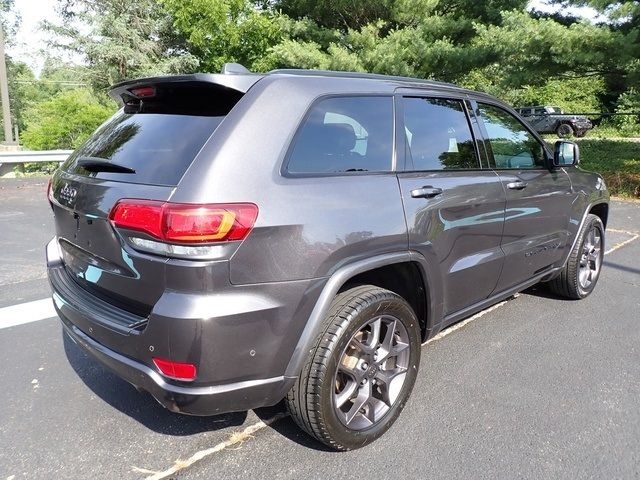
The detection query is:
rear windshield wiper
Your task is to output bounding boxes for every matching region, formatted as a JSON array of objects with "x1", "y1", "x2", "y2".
[{"x1": 77, "y1": 157, "x2": 136, "y2": 174}]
